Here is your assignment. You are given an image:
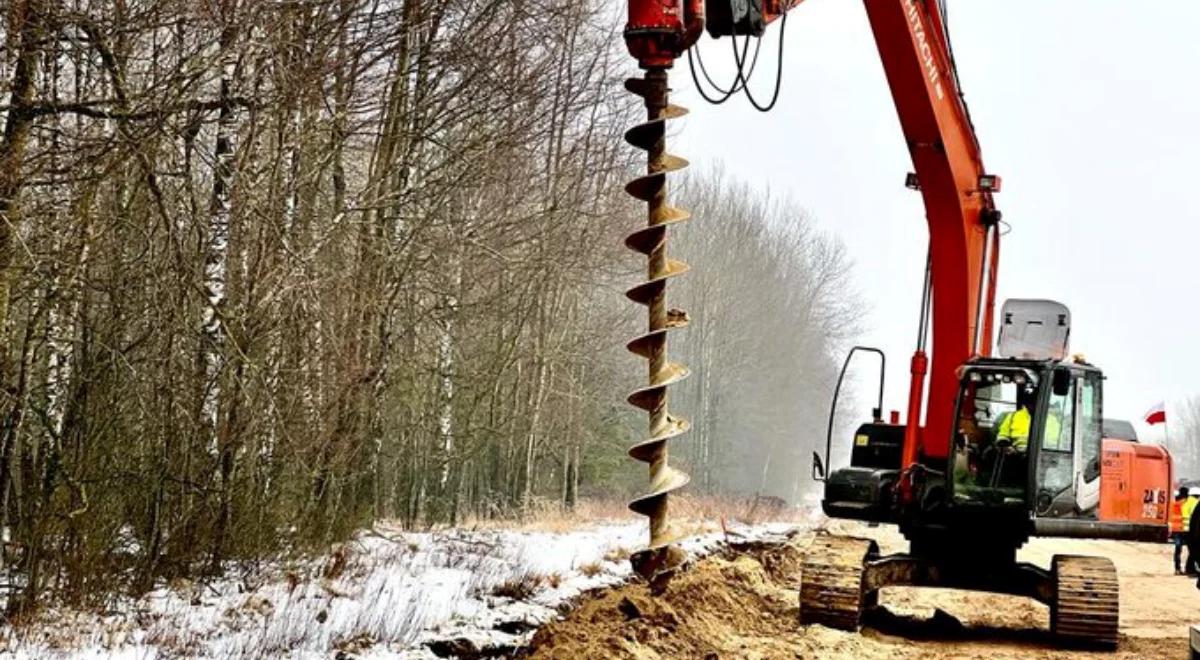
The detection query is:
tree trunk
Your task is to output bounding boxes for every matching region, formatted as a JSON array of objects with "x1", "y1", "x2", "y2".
[
  {"x1": 200, "y1": 21, "x2": 239, "y2": 457},
  {"x1": 202, "y1": 11, "x2": 240, "y2": 570},
  {"x1": 0, "y1": 0, "x2": 44, "y2": 350}
]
